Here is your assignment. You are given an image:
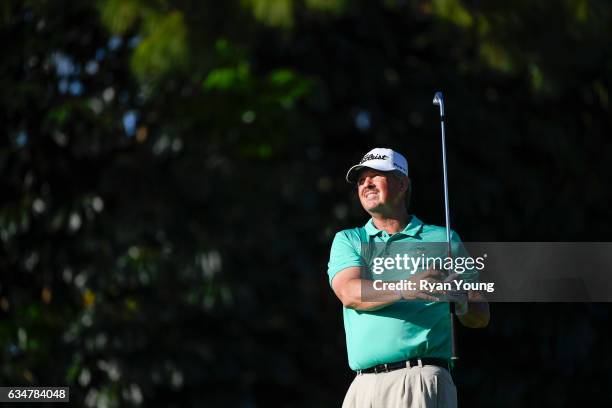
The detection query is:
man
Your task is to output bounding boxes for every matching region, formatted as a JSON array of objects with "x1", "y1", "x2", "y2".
[{"x1": 328, "y1": 148, "x2": 489, "y2": 408}]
